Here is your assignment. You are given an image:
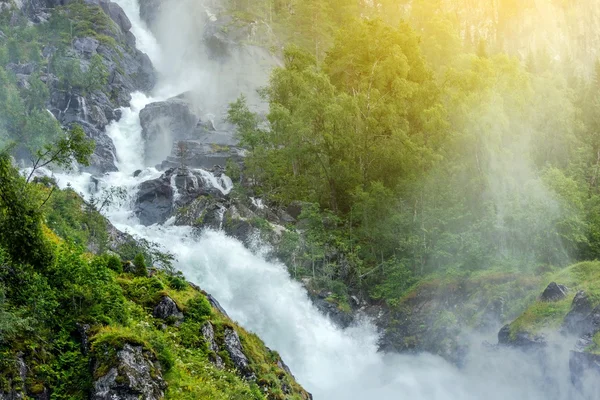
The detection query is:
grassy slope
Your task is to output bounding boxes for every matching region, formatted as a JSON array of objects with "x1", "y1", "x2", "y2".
[{"x1": 508, "y1": 261, "x2": 600, "y2": 337}]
